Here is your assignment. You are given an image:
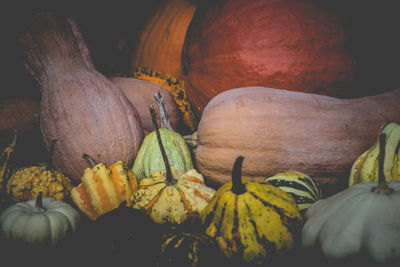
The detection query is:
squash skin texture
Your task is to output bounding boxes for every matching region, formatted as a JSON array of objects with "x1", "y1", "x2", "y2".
[
  {"x1": 131, "y1": 168, "x2": 215, "y2": 225},
  {"x1": 301, "y1": 181, "x2": 400, "y2": 263},
  {"x1": 349, "y1": 122, "x2": 400, "y2": 186},
  {"x1": 201, "y1": 180, "x2": 302, "y2": 264},
  {"x1": 132, "y1": 128, "x2": 193, "y2": 182},
  {"x1": 195, "y1": 87, "x2": 400, "y2": 194}
]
